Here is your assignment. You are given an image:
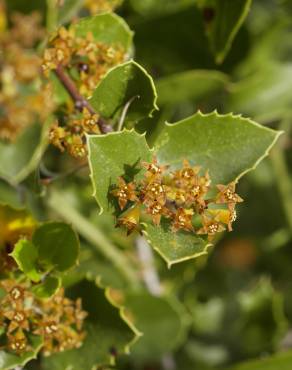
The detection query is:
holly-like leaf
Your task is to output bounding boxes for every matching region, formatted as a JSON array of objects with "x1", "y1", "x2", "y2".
[
  {"x1": 41, "y1": 280, "x2": 139, "y2": 370},
  {"x1": 32, "y1": 276, "x2": 61, "y2": 299},
  {"x1": 88, "y1": 130, "x2": 152, "y2": 214},
  {"x1": 32, "y1": 222, "x2": 79, "y2": 272},
  {"x1": 156, "y1": 69, "x2": 228, "y2": 105},
  {"x1": 143, "y1": 221, "x2": 211, "y2": 267},
  {"x1": 154, "y1": 111, "x2": 281, "y2": 185},
  {"x1": 227, "y1": 350, "x2": 292, "y2": 370},
  {"x1": 0, "y1": 335, "x2": 43, "y2": 370},
  {"x1": 0, "y1": 121, "x2": 50, "y2": 186},
  {"x1": 73, "y1": 13, "x2": 133, "y2": 51},
  {"x1": 123, "y1": 292, "x2": 189, "y2": 361},
  {"x1": 200, "y1": 0, "x2": 252, "y2": 63},
  {"x1": 89, "y1": 61, "x2": 158, "y2": 127},
  {"x1": 10, "y1": 239, "x2": 41, "y2": 283}
]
